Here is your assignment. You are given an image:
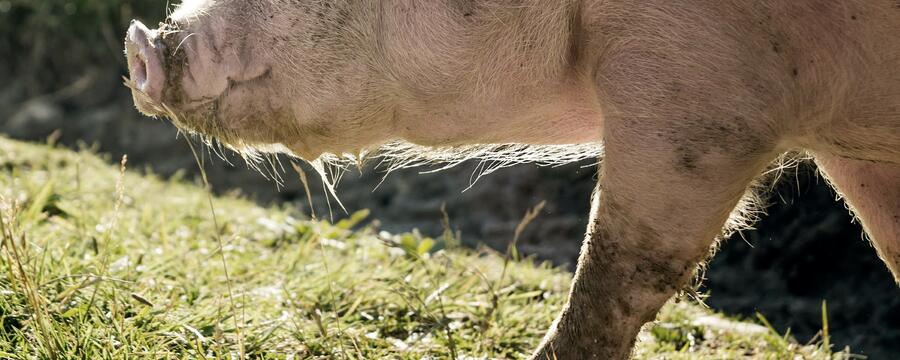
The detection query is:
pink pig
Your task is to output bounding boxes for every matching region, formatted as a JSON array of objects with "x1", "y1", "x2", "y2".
[{"x1": 125, "y1": 1, "x2": 900, "y2": 358}]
